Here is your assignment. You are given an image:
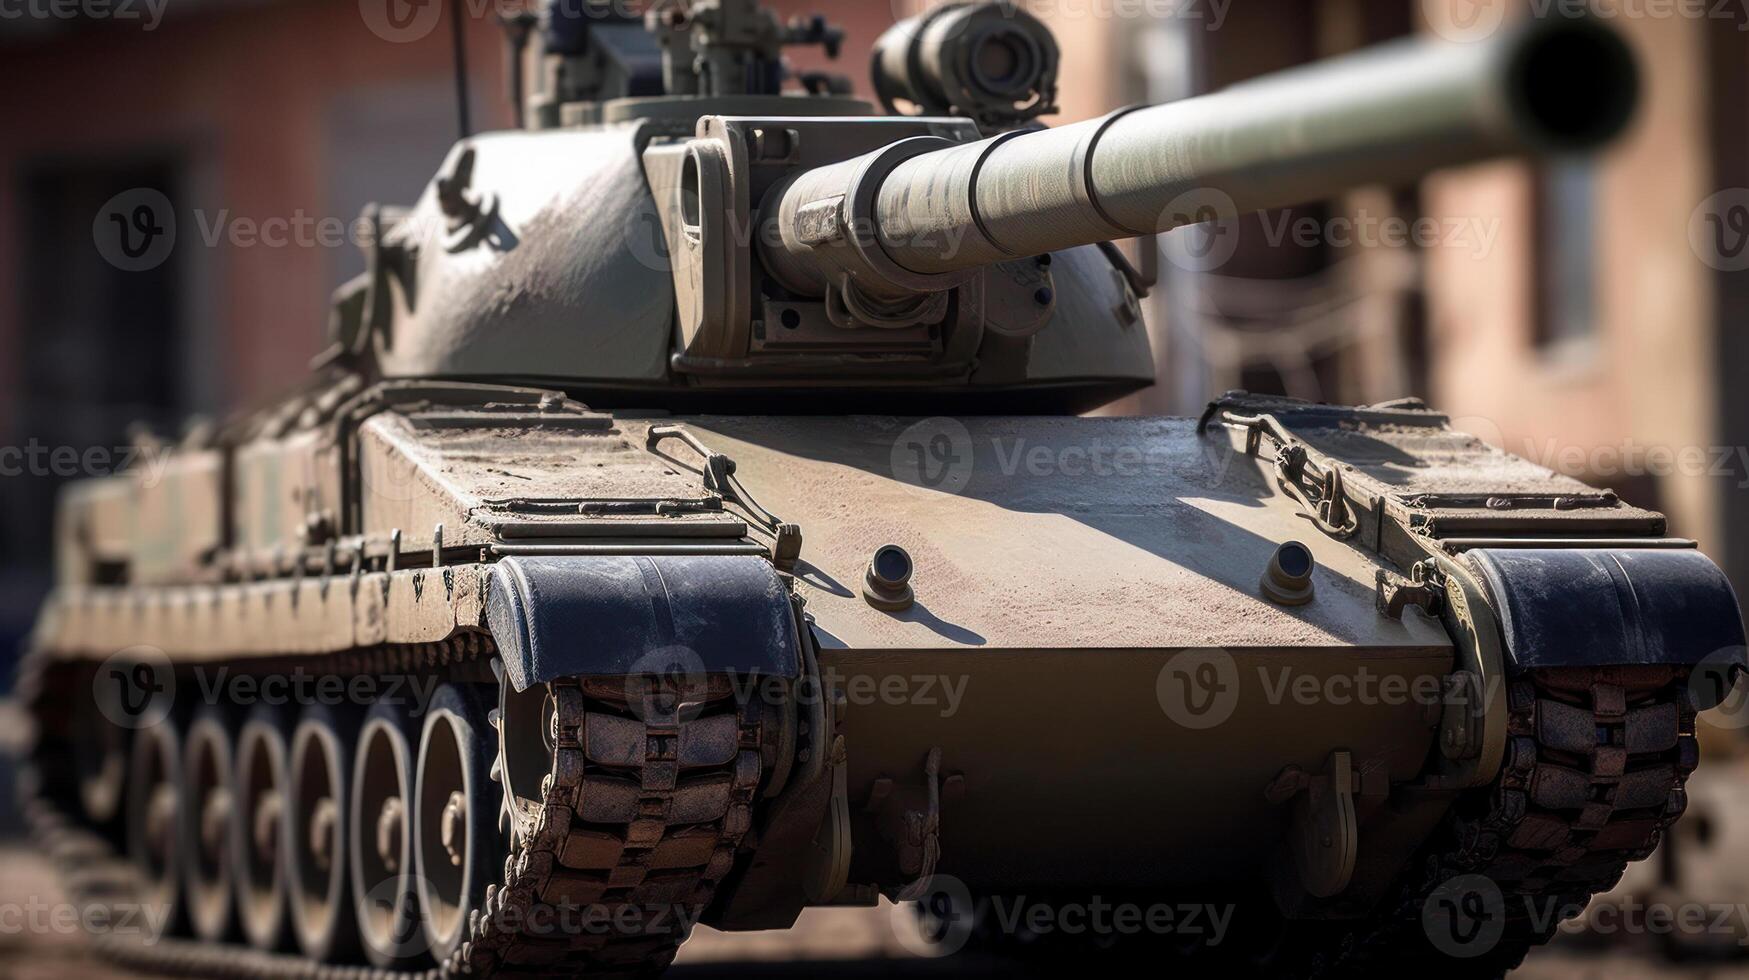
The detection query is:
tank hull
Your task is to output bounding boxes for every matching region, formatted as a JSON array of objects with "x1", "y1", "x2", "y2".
[{"x1": 30, "y1": 386, "x2": 1740, "y2": 959}]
